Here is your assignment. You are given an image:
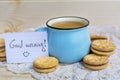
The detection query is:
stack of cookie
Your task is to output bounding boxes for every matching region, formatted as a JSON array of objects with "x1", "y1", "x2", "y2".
[
  {"x1": 90, "y1": 35, "x2": 107, "y2": 41},
  {"x1": 33, "y1": 56, "x2": 59, "y2": 73},
  {"x1": 91, "y1": 40, "x2": 115, "y2": 56},
  {"x1": 0, "y1": 38, "x2": 6, "y2": 62},
  {"x1": 83, "y1": 35, "x2": 116, "y2": 70}
]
